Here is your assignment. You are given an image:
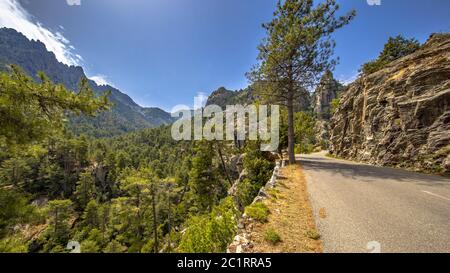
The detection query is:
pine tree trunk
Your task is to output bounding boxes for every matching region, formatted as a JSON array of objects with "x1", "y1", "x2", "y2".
[
  {"x1": 216, "y1": 142, "x2": 232, "y2": 186},
  {"x1": 167, "y1": 186, "x2": 171, "y2": 253},
  {"x1": 151, "y1": 183, "x2": 158, "y2": 253},
  {"x1": 287, "y1": 92, "x2": 296, "y2": 165}
]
